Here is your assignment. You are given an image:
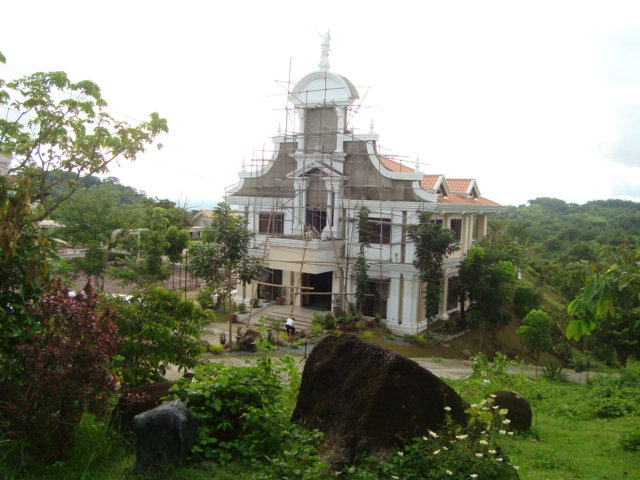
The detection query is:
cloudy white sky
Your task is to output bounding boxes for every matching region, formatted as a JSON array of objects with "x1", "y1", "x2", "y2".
[{"x1": 2, "y1": 0, "x2": 640, "y2": 207}]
